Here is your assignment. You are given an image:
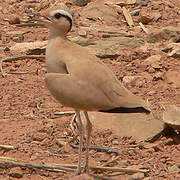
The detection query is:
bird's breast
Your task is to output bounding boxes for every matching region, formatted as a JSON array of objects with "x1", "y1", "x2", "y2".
[{"x1": 46, "y1": 42, "x2": 68, "y2": 74}]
